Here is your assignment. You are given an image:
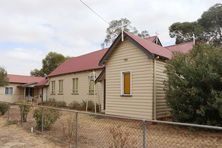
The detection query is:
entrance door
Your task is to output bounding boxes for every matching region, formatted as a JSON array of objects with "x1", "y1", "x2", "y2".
[{"x1": 25, "y1": 87, "x2": 34, "y2": 100}]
